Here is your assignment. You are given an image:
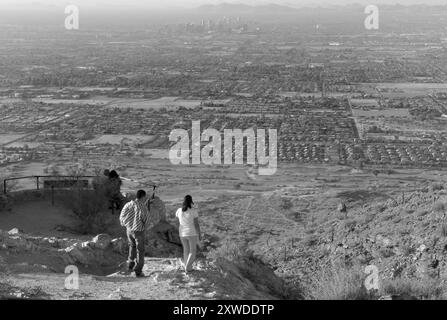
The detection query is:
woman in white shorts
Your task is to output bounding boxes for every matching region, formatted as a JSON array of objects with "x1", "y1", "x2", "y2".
[{"x1": 176, "y1": 195, "x2": 201, "y2": 273}]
